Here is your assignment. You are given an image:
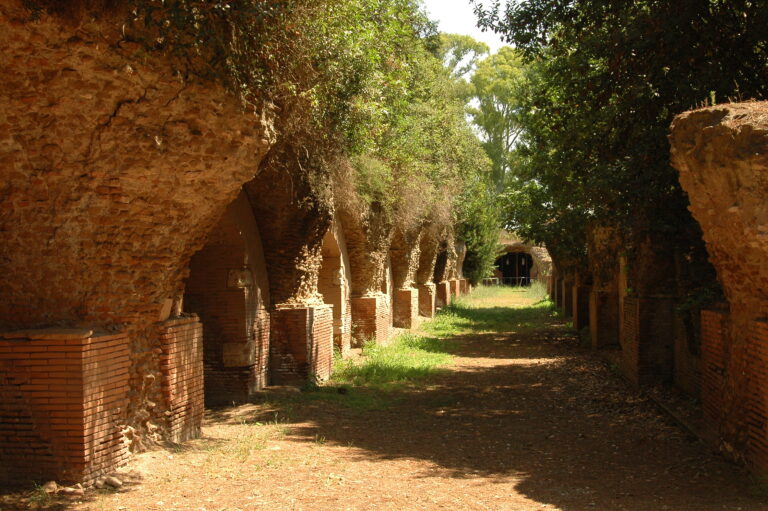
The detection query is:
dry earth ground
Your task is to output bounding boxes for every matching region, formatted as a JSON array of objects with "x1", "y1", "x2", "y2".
[{"x1": 4, "y1": 287, "x2": 768, "y2": 511}]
